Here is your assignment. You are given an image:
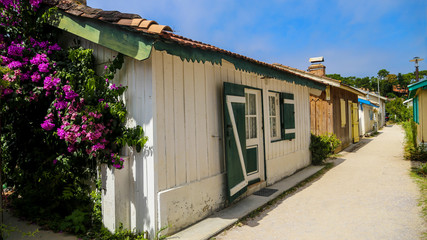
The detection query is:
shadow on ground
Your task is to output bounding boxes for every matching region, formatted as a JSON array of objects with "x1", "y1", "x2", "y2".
[{"x1": 342, "y1": 138, "x2": 373, "y2": 153}]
